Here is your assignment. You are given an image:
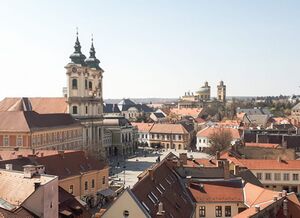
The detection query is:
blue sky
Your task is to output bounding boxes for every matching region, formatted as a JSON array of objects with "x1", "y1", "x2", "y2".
[{"x1": 1, "y1": 0, "x2": 300, "y2": 100}]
